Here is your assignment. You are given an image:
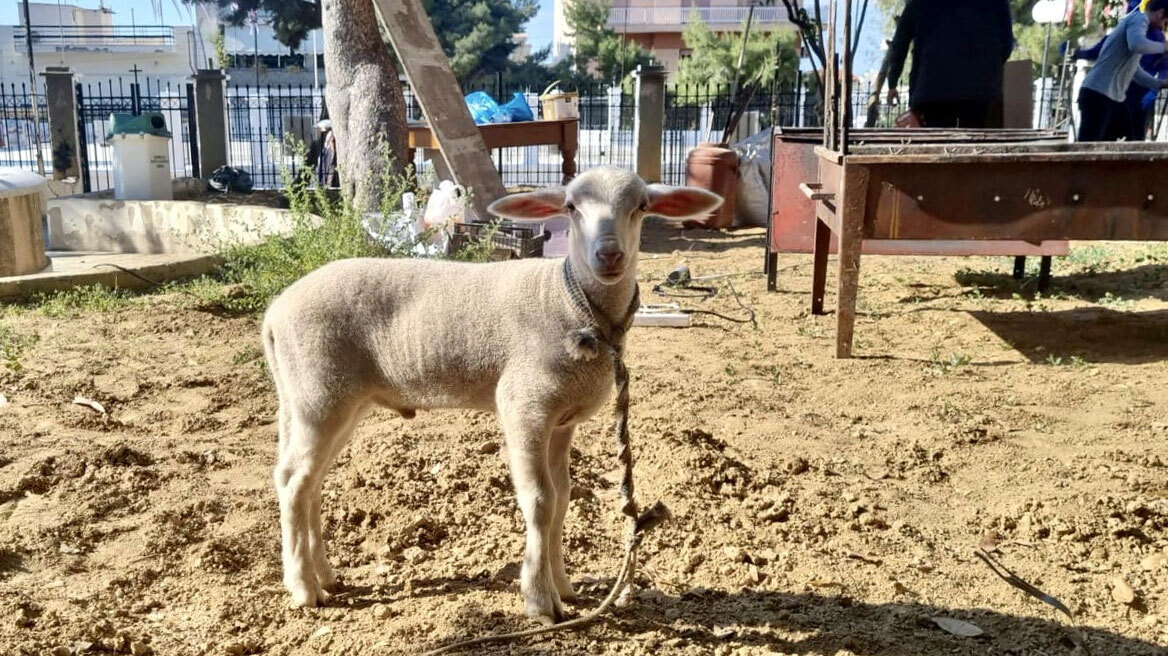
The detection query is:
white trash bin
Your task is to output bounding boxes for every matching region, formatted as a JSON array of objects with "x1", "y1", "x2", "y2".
[{"x1": 107, "y1": 112, "x2": 173, "y2": 201}]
